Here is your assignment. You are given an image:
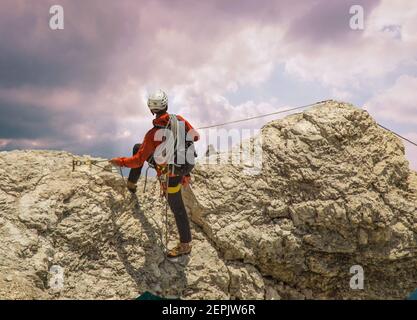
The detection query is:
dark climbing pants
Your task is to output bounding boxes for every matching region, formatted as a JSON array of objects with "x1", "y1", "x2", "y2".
[
  {"x1": 166, "y1": 175, "x2": 192, "y2": 243},
  {"x1": 128, "y1": 143, "x2": 143, "y2": 184},
  {"x1": 128, "y1": 144, "x2": 192, "y2": 244}
]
